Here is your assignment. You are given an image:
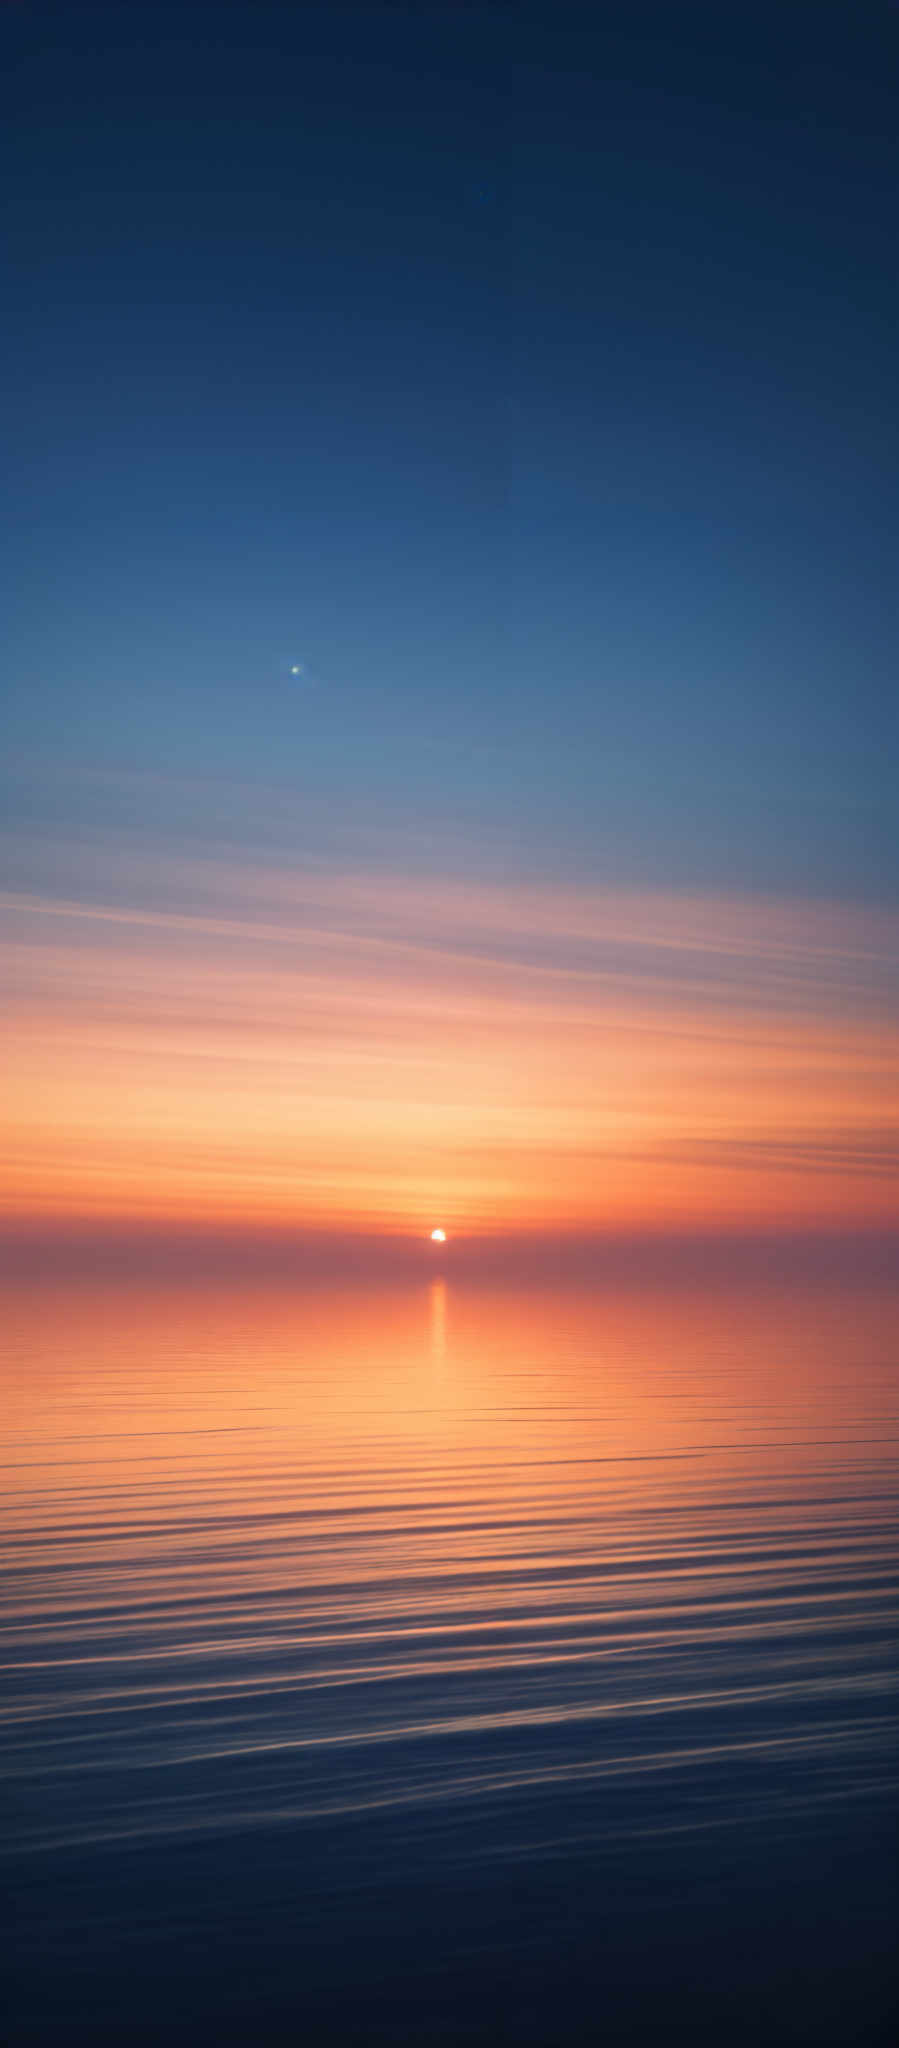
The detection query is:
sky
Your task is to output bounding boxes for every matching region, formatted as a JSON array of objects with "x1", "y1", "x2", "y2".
[{"x1": 2, "y1": 1, "x2": 897, "y2": 1266}]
